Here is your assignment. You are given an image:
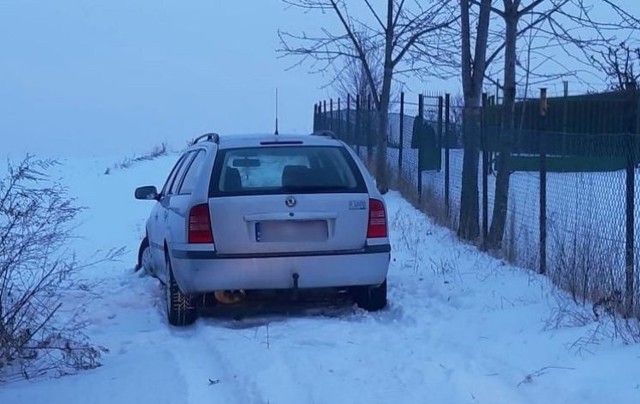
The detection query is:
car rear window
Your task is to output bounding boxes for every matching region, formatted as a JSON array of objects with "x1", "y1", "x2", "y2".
[{"x1": 209, "y1": 146, "x2": 367, "y2": 196}]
